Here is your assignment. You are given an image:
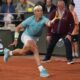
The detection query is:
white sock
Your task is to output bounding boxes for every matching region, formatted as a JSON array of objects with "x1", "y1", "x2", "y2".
[
  {"x1": 9, "y1": 51, "x2": 13, "y2": 56},
  {"x1": 75, "y1": 52, "x2": 78, "y2": 57},
  {"x1": 72, "y1": 52, "x2": 75, "y2": 57},
  {"x1": 38, "y1": 65, "x2": 44, "y2": 72}
]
